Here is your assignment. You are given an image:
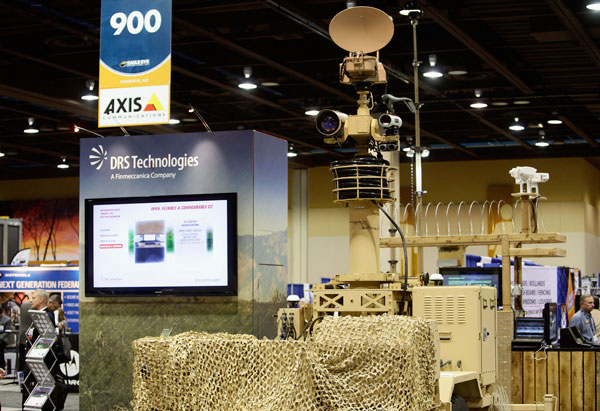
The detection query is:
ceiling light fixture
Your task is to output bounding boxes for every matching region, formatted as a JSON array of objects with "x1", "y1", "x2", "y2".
[
  {"x1": 469, "y1": 89, "x2": 488, "y2": 109},
  {"x1": 399, "y1": 0, "x2": 423, "y2": 18},
  {"x1": 24, "y1": 117, "x2": 39, "y2": 134},
  {"x1": 447, "y1": 69, "x2": 467, "y2": 76},
  {"x1": 586, "y1": 1, "x2": 600, "y2": 10},
  {"x1": 81, "y1": 80, "x2": 99, "y2": 101},
  {"x1": 423, "y1": 54, "x2": 443, "y2": 78},
  {"x1": 305, "y1": 109, "x2": 319, "y2": 116},
  {"x1": 287, "y1": 144, "x2": 298, "y2": 158},
  {"x1": 57, "y1": 157, "x2": 70, "y2": 169},
  {"x1": 535, "y1": 129, "x2": 550, "y2": 147},
  {"x1": 73, "y1": 124, "x2": 105, "y2": 138},
  {"x1": 168, "y1": 118, "x2": 180, "y2": 124},
  {"x1": 0, "y1": 151, "x2": 5, "y2": 158},
  {"x1": 513, "y1": 100, "x2": 530, "y2": 105},
  {"x1": 491, "y1": 101, "x2": 509, "y2": 106},
  {"x1": 238, "y1": 66, "x2": 258, "y2": 90},
  {"x1": 547, "y1": 112, "x2": 562, "y2": 125},
  {"x1": 404, "y1": 145, "x2": 429, "y2": 158},
  {"x1": 509, "y1": 117, "x2": 525, "y2": 131}
]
